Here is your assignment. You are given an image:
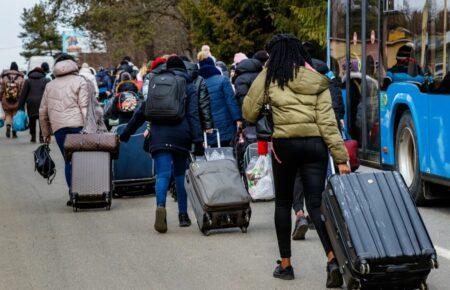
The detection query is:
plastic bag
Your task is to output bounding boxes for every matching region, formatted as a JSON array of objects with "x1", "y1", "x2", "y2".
[
  {"x1": 245, "y1": 155, "x2": 275, "y2": 200},
  {"x1": 12, "y1": 110, "x2": 29, "y2": 132},
  {"x1": 0, "y1": 106, "x2": 5, "y2": 120}
]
